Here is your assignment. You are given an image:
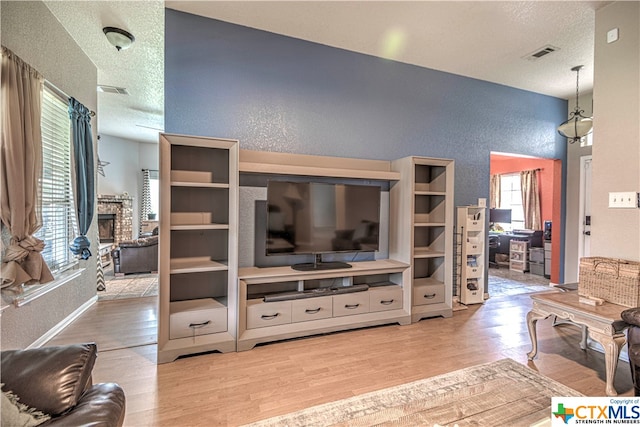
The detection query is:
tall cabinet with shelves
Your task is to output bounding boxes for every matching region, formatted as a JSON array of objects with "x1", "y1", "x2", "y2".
[
  {"x1": 456, "y1": 206, "x2": 486, "y2": 305},
  {"x1": 390, "y1": 157, "x2": 454, "y2": 322},
  {"x1": 157, "y1": 133, "x2": 239, "y2": 363}
]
